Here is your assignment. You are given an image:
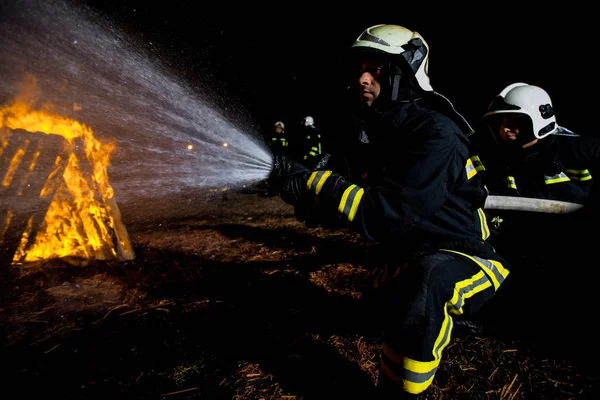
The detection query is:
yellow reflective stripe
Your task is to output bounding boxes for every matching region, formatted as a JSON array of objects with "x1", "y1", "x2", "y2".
[
  {"x1": 338, "y1": 185, "x2": 364, "y2": 221},
  {"x1": 465, "y1": 156, "x2": 485, "y2": 180},
  {"x1": 506, "y1": 175, "x2": 517, "y2": 189},
  {"x1": 381, "y1": 345, "x2": 439, "y2": 394},
  {"x1": 477, "y1": 208, "x2": 490, "y2": 240},
  {"x1": 565, "y1": 168, "x2": 592, "y2": 181},
  {"x1": 442, "y1": 250, "x2": 509, "y2": 290},
  {"x1": 471, "y1": 155, "x2": 486, "y2": 172},
  {"x1": 380, "y1": 264, "x2": 495, "y2": 395},
  {"x1": 544, "y1": 172, "x2": 570, "y2": 185},
  {"x1": 307, "y1": 170, "x2": 332, "y2": 194},
  {"x1": 432, "y1": 303, "x2": 453, "y2": 361},
  {"x1": 448, "y1": 270, "x2": 491, "y2": 316},
  {"x1": 465, "y1": 158, "x2": 476, "y2": 179}
]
